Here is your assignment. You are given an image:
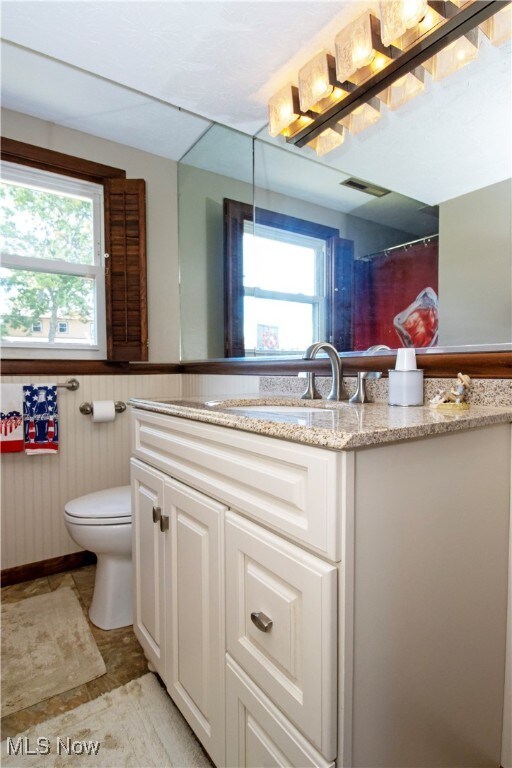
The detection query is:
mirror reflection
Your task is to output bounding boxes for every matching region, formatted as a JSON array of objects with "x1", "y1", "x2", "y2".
[{"x1": 178, "y1": 32, "x2": 511, "y2": 361}]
